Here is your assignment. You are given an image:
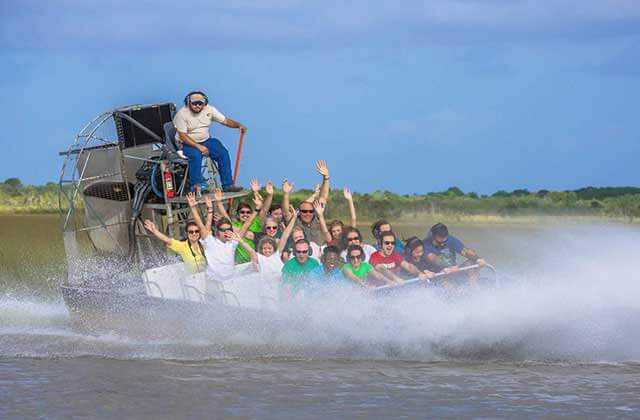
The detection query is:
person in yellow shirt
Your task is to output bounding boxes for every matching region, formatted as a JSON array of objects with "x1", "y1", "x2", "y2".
[
  {"x1": 144, "y1": 219, "x2": 208, "y2": 273},
  {"x1": 144, "y1": 197, "x2": 214, "y2": 273}
]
